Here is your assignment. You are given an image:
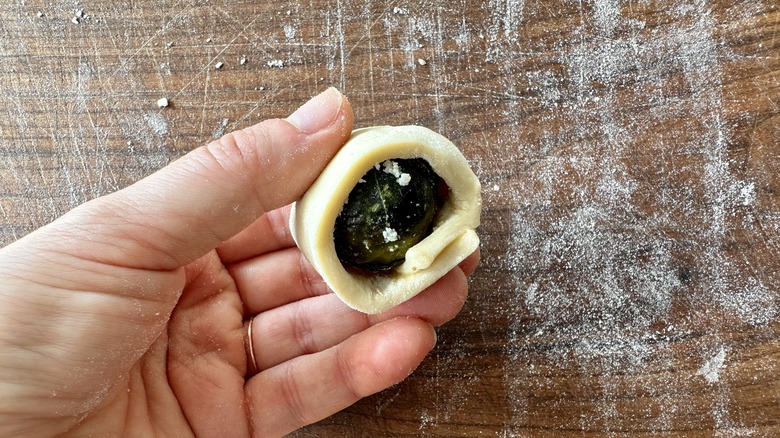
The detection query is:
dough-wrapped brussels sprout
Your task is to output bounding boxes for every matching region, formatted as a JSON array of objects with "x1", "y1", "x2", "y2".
[
  {"x1": 334, "y1": 158, "x2": 442, "y2": 272},
  {"x1": 291, "y1": 125, "x2": 481, "y2": 314}
]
